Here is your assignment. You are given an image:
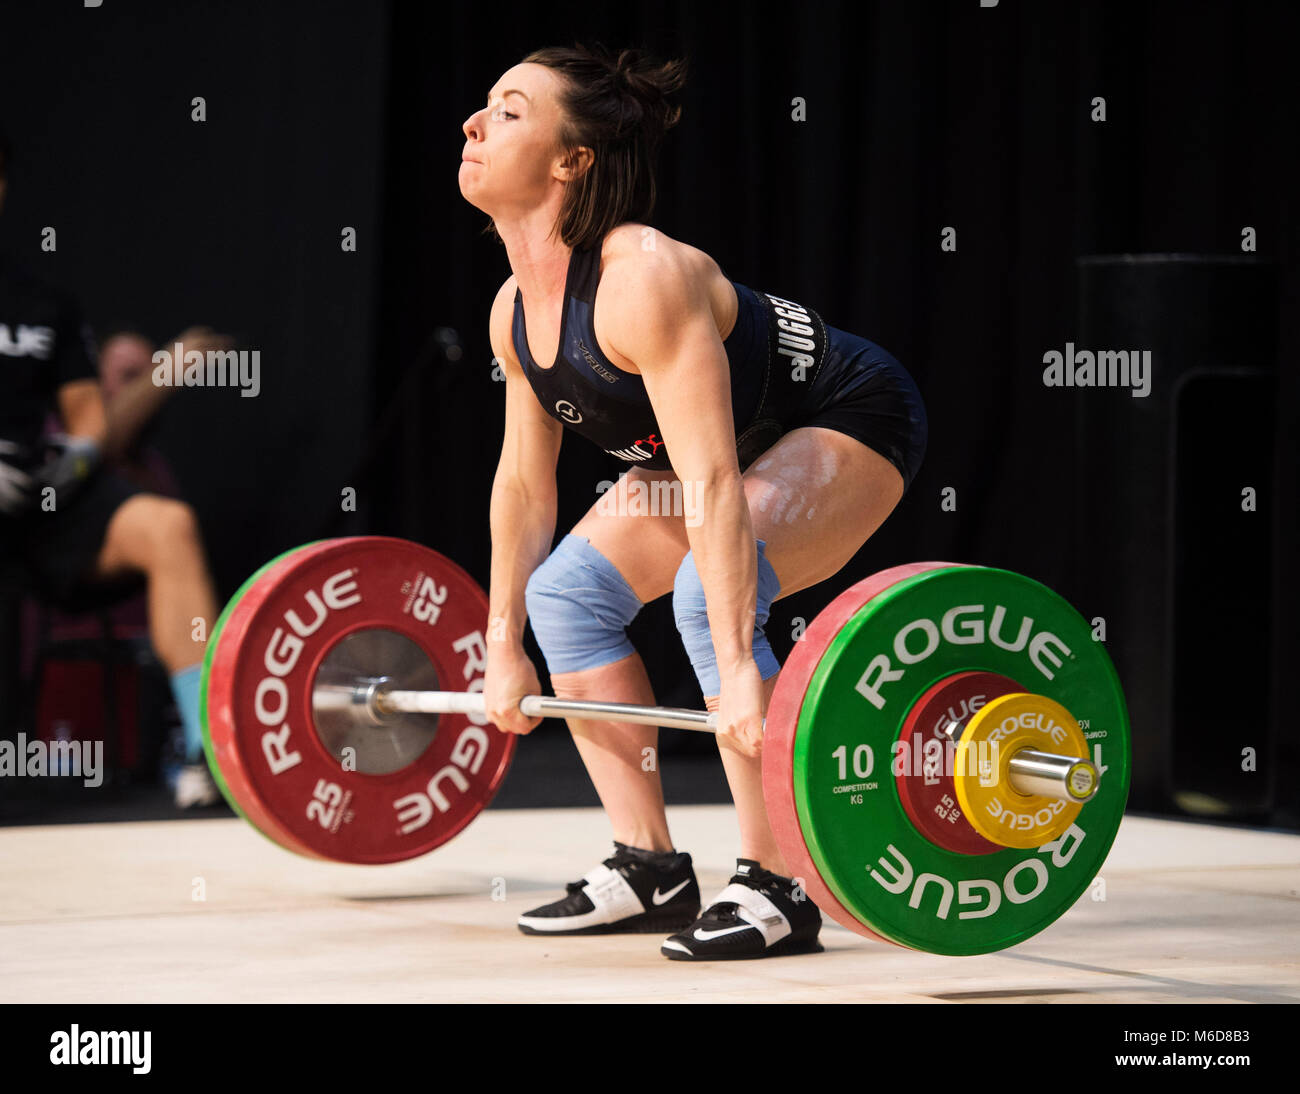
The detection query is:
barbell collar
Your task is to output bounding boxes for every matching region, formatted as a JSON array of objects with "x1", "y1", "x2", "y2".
[{"x1": 313, "y1": 678, "x2": 391, "y2": 726}]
